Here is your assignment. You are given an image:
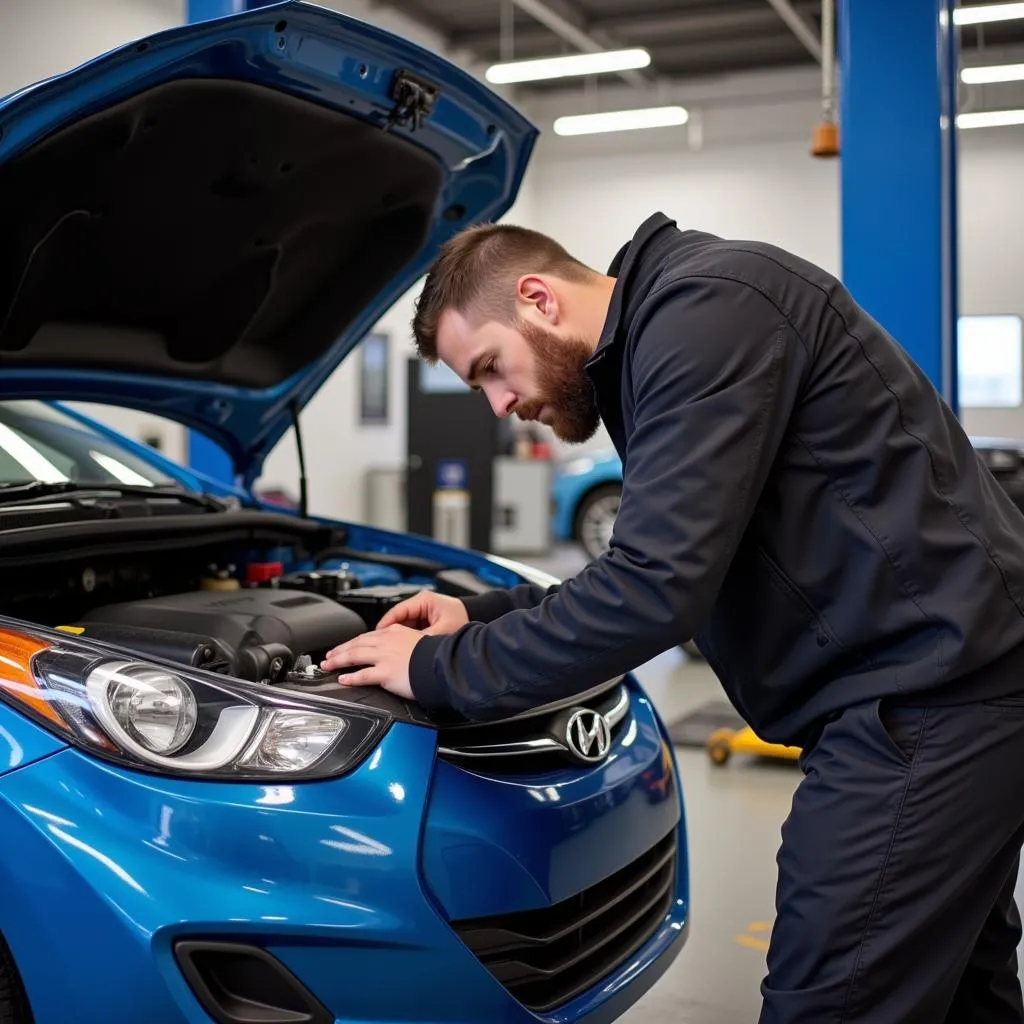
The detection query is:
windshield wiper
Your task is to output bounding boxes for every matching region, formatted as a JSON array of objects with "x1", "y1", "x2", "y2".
[{"x1": 0, "y1": 481, "x2": 233, "y2": 511}]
